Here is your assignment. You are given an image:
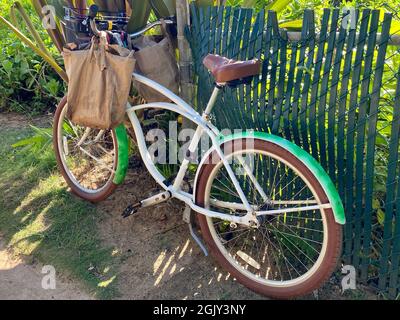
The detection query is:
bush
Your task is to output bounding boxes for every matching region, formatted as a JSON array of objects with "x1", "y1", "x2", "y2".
[{"x1": 0, "y1": 0, "x2": 64, "y2": 115}]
